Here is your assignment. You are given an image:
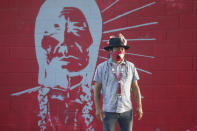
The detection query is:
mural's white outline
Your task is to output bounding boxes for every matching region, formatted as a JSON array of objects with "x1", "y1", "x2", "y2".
[
  {"x1": 103, "y1": 22, "x2": 158, "y2": 34},
  {"x1": 127, "y1": 38, "x2": 156, "y2": 41},
  {"x1": 11, "y1": 86, "x2": 41, "y2": 96},
  {"x1": 125, "y1": 52, "x2": 155, "y2": 59},
  {"x1": 103, "y1": 1, "x2": 156, "y2": 24},
  {"x1": 136, "y1": 68, "x2": 152, "y2": 75},
  {"x1": 102, "y1": 38, "x2": 156, "y2": 42},
  {"x1": 101, "y1": 0, "x2": 119, "y2": 13}
]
